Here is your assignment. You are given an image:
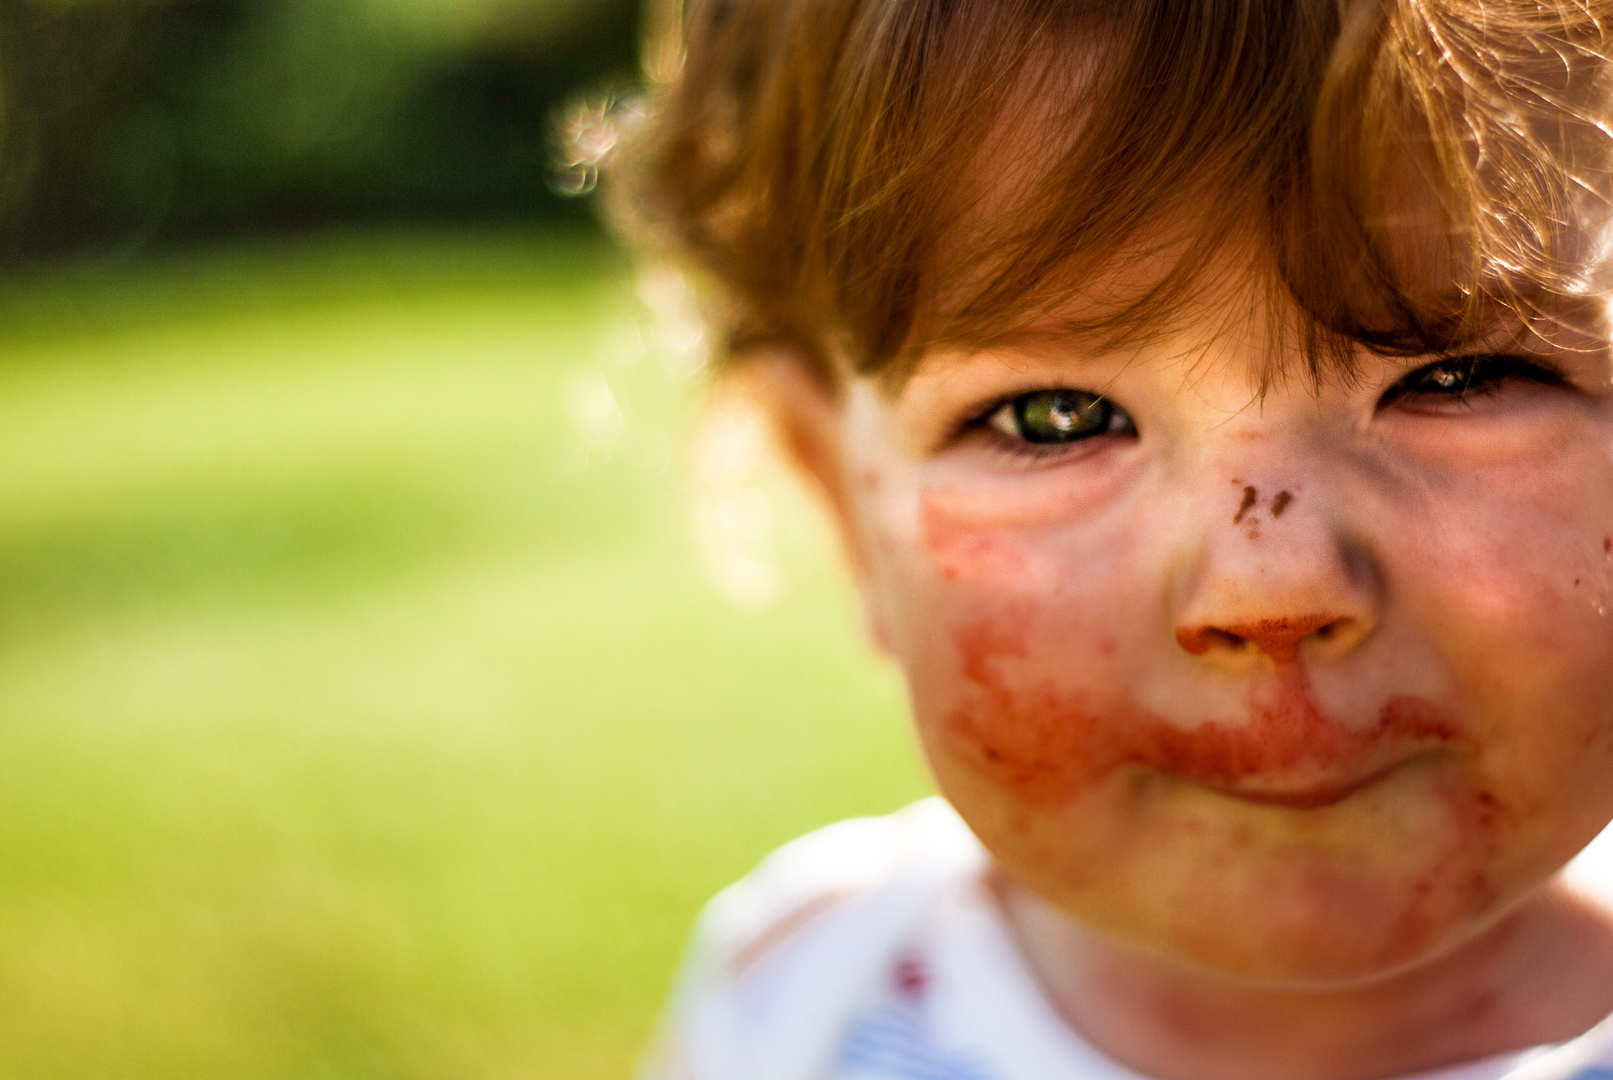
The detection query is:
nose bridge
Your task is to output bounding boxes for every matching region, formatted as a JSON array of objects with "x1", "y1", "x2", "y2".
[{"x1": 1168, "y1": 415, "x2": 1381, "y2": 667}]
